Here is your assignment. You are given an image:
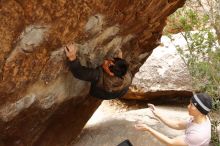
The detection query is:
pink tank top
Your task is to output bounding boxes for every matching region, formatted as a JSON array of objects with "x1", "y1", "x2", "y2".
[{"x1": 184, "y1": 117, "x2": 211, "y2": 146}]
